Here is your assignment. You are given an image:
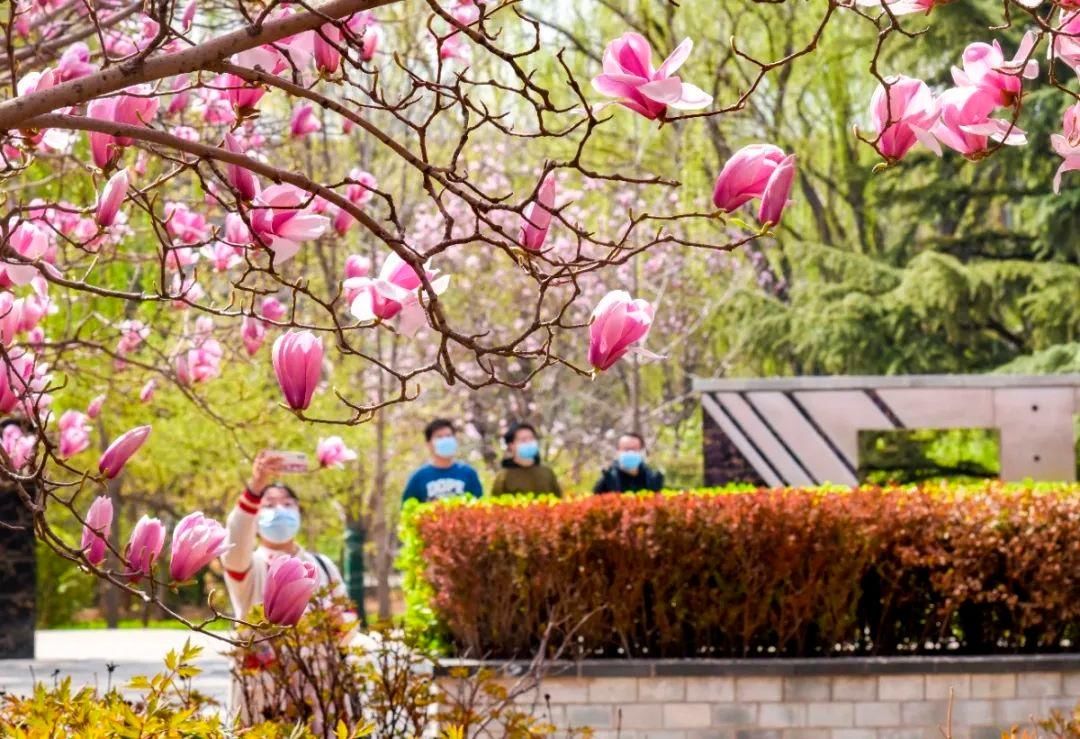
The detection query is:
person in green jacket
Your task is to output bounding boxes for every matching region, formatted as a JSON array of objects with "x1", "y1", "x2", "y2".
[{"x1": 490, "y1": 422, "x2": 562, "y2": 496}]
